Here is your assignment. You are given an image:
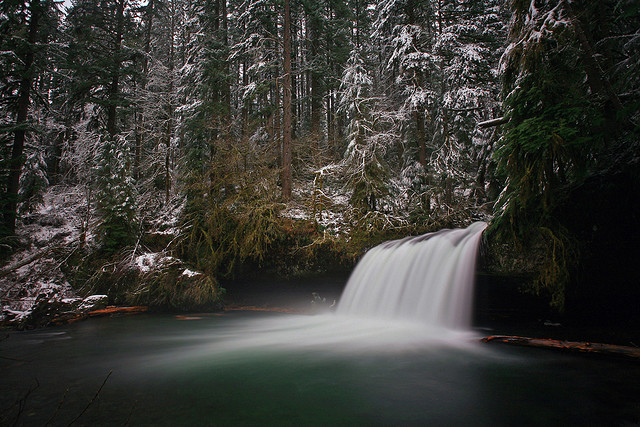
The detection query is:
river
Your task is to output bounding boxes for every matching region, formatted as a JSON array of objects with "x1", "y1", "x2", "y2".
[{"x1": 2, "y1": 309, "x2": 640, "y2": 426}]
